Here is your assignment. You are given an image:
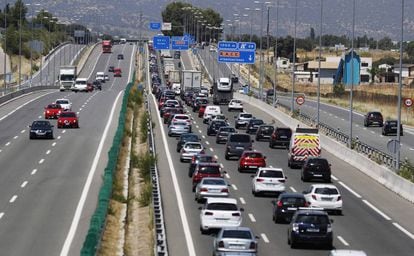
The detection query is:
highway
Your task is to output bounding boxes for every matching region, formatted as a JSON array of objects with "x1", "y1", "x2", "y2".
[
  {"x1": 199, "y1": 48, "x2": 414, "y2": 164},
  {"x1": 150, "y1": 47, "x2": 414, "y2": 256},
  {"x1": 0, "y1": 42, "x2": 136, "y2": 255}
]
